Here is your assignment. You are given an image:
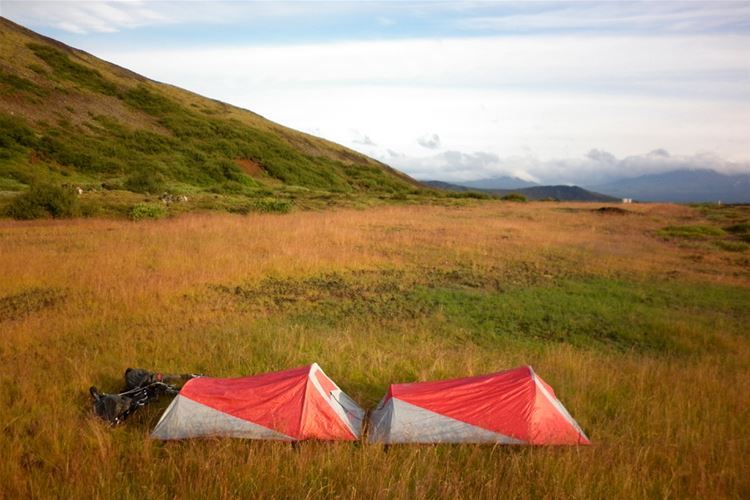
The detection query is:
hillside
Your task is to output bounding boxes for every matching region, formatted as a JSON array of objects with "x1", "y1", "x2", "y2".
[
  {"x1": 0, "y1": 18, "x2": 421, "y2": 216},
  {"x1": 589, "y1": 169, "x2": 750, "y2": 203},
  {"x1": 424, "y1": 180, "x2": 617, "y2": 202}
]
